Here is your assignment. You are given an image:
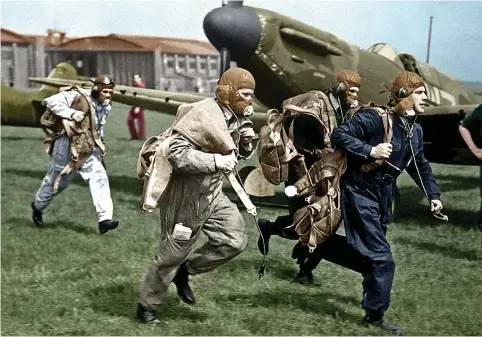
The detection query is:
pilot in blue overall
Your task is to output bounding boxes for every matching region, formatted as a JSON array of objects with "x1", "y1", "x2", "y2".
[{"x1": 324, "y1": 71, "x2": 444, "y2": 335}]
